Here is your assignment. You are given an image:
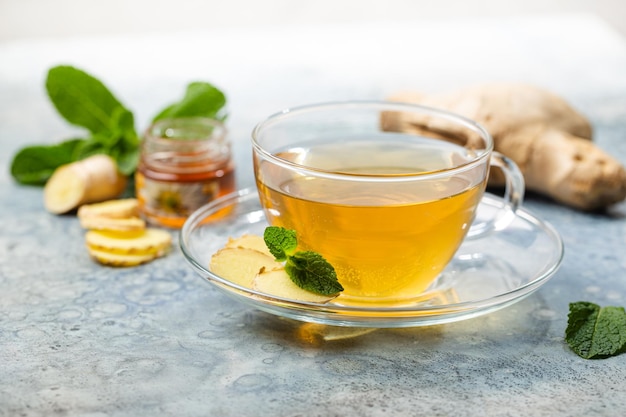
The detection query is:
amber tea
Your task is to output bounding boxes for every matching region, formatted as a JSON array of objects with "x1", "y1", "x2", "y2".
[
  {"x1": 255, "y1": 137, "x2": 486, "y2": 305},
  {"x1": 252, "y1": 101, "x2": 524, "y2": 306}
]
